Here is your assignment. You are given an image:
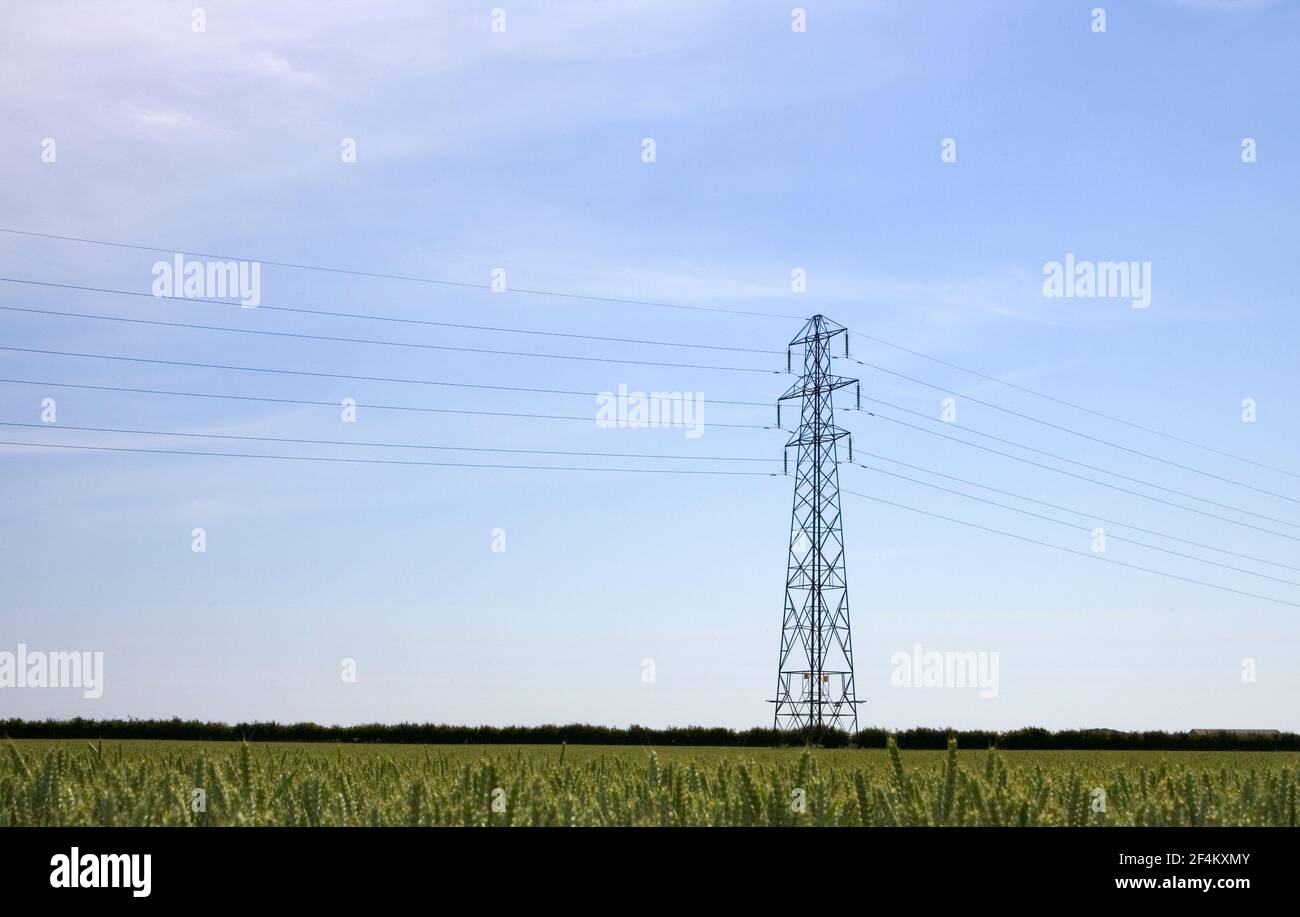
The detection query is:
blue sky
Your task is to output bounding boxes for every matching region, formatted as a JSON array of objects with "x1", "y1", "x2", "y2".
[{"x1": 1, "y1": 0, "x2": 1297, "y2": 731}]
